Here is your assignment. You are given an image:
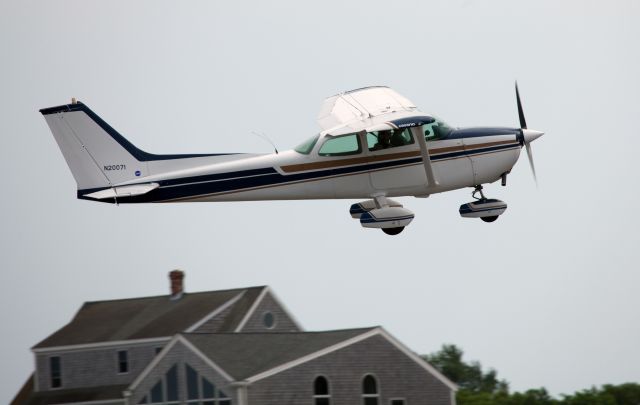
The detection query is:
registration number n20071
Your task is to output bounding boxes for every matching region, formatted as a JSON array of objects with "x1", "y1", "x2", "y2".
[{"x1": 104, "y1": 164, "x2": 126, "y2": 171}]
